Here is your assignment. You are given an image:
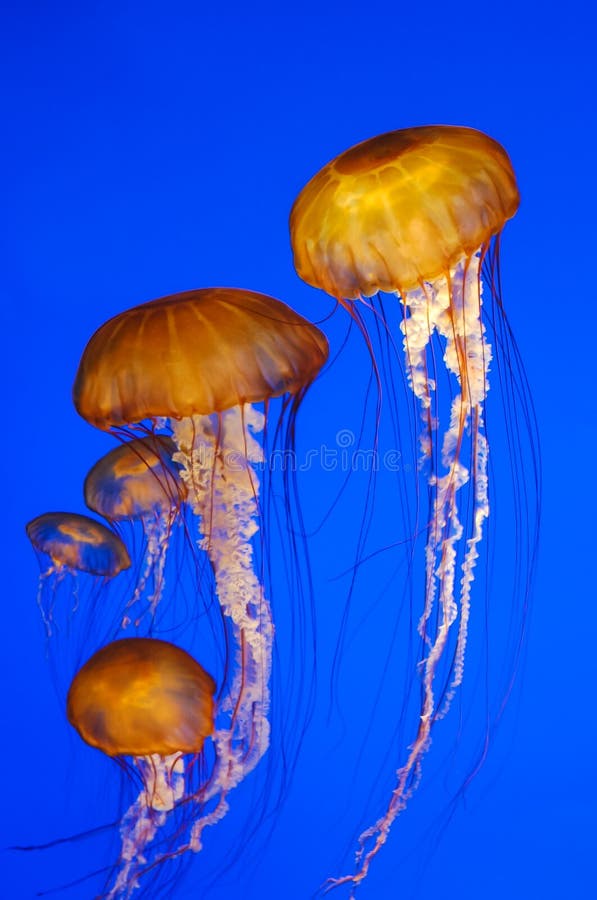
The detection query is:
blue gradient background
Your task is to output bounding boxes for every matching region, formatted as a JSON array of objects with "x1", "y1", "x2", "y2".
[{"x1": 2, "y1": 3, "x2": 595, "y2": 899}]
